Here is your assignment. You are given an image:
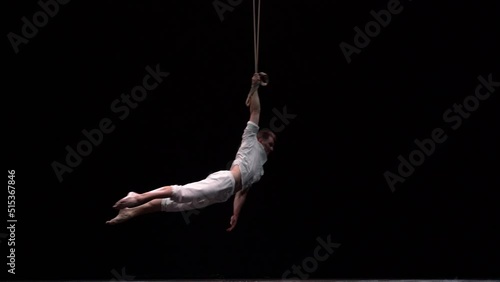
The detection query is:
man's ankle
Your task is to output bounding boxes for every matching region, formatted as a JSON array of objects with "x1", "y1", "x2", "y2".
[{"x1": 136, "y1": 193, "x2": 147, "y2": 205}]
